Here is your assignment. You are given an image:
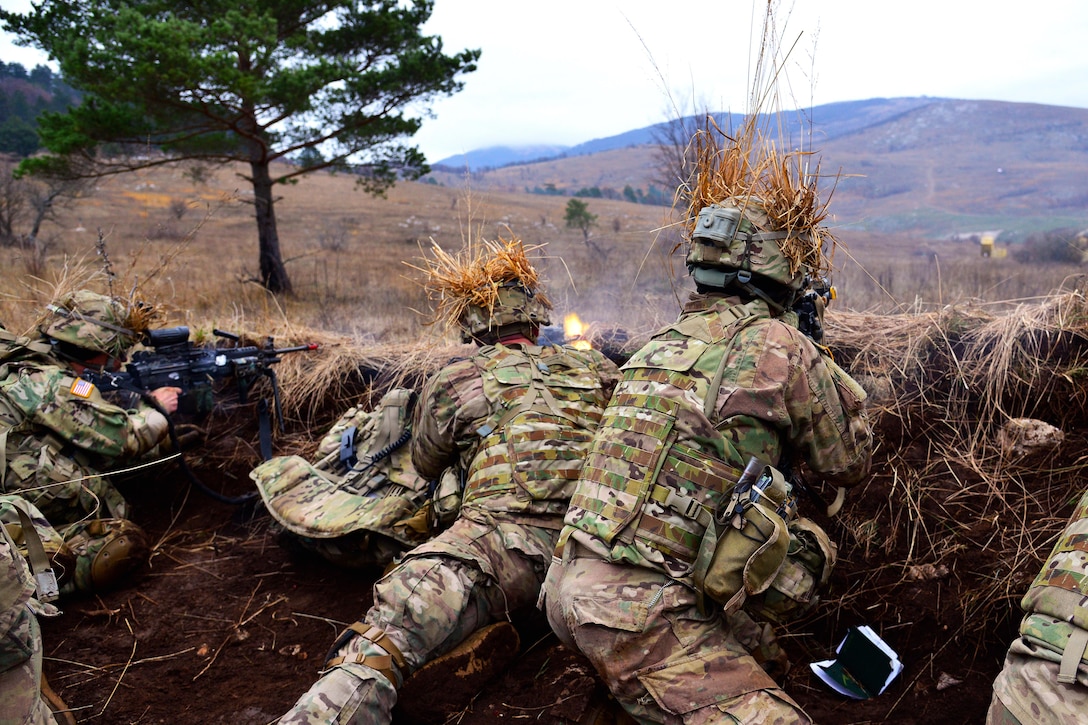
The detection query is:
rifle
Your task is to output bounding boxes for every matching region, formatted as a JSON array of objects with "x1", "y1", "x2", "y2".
[
  {"x1": 83, "y1": 326, "x2": 318, "y2": 459},
  {"x1": 793, "y1": 276, "x2": 836, "y2": 347}
]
